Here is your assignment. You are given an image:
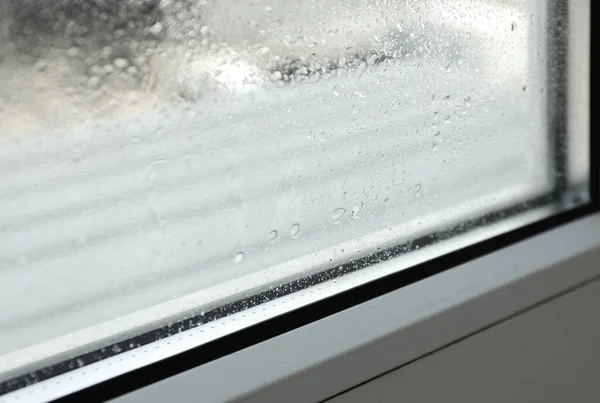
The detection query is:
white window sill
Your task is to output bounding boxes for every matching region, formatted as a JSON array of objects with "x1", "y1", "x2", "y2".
[
  {"x1": 111, "y1": 212, "x2": 600, "y2": 403},
  {"x1": 5, "y1": 210, "x2": 599, "y2": 403}
]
